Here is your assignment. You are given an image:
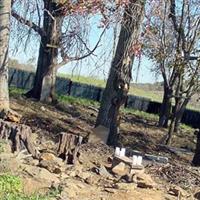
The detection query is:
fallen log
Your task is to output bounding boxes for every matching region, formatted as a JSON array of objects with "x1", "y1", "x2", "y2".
[
  {"x1": 57, "y1": 132, "x2": 83, "y2": 164},
  {"x1": 0, "y1": 119, "x2": 39, "y2": 159}
]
